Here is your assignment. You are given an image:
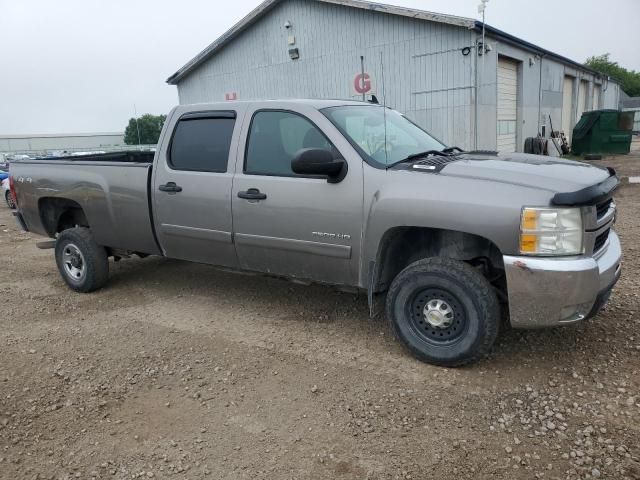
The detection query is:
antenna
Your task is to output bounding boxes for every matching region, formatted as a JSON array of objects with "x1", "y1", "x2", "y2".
[
  {"x1": 380, "y1": 51, "x2": 388, "y2": 165},
  {"x1": 478, "y1": 0, "x2": 489, "y2": 63},
  {"x1": 476, "y1": 0, "x2": 489, "y2": 149},
  {"x1": 360, "y1": 56, "x2": 366, "y2": 102}
]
